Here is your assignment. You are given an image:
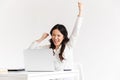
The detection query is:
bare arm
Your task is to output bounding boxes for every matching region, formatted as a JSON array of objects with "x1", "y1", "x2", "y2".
[
  {"x1": 29, "y1": 33, "x2": 49, "y2": 49},
  {"x1": 36, "y1": 33, "x2": 49, "y2": 43},
  {"x1": 78, "y1": 2, "x2": 83, "y2": 17}
]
